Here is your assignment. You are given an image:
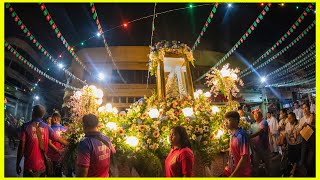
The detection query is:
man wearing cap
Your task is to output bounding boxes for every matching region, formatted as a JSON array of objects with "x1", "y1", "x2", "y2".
[{"x1": 249, "y1": 109, "x2": 270, "y2": 176}]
